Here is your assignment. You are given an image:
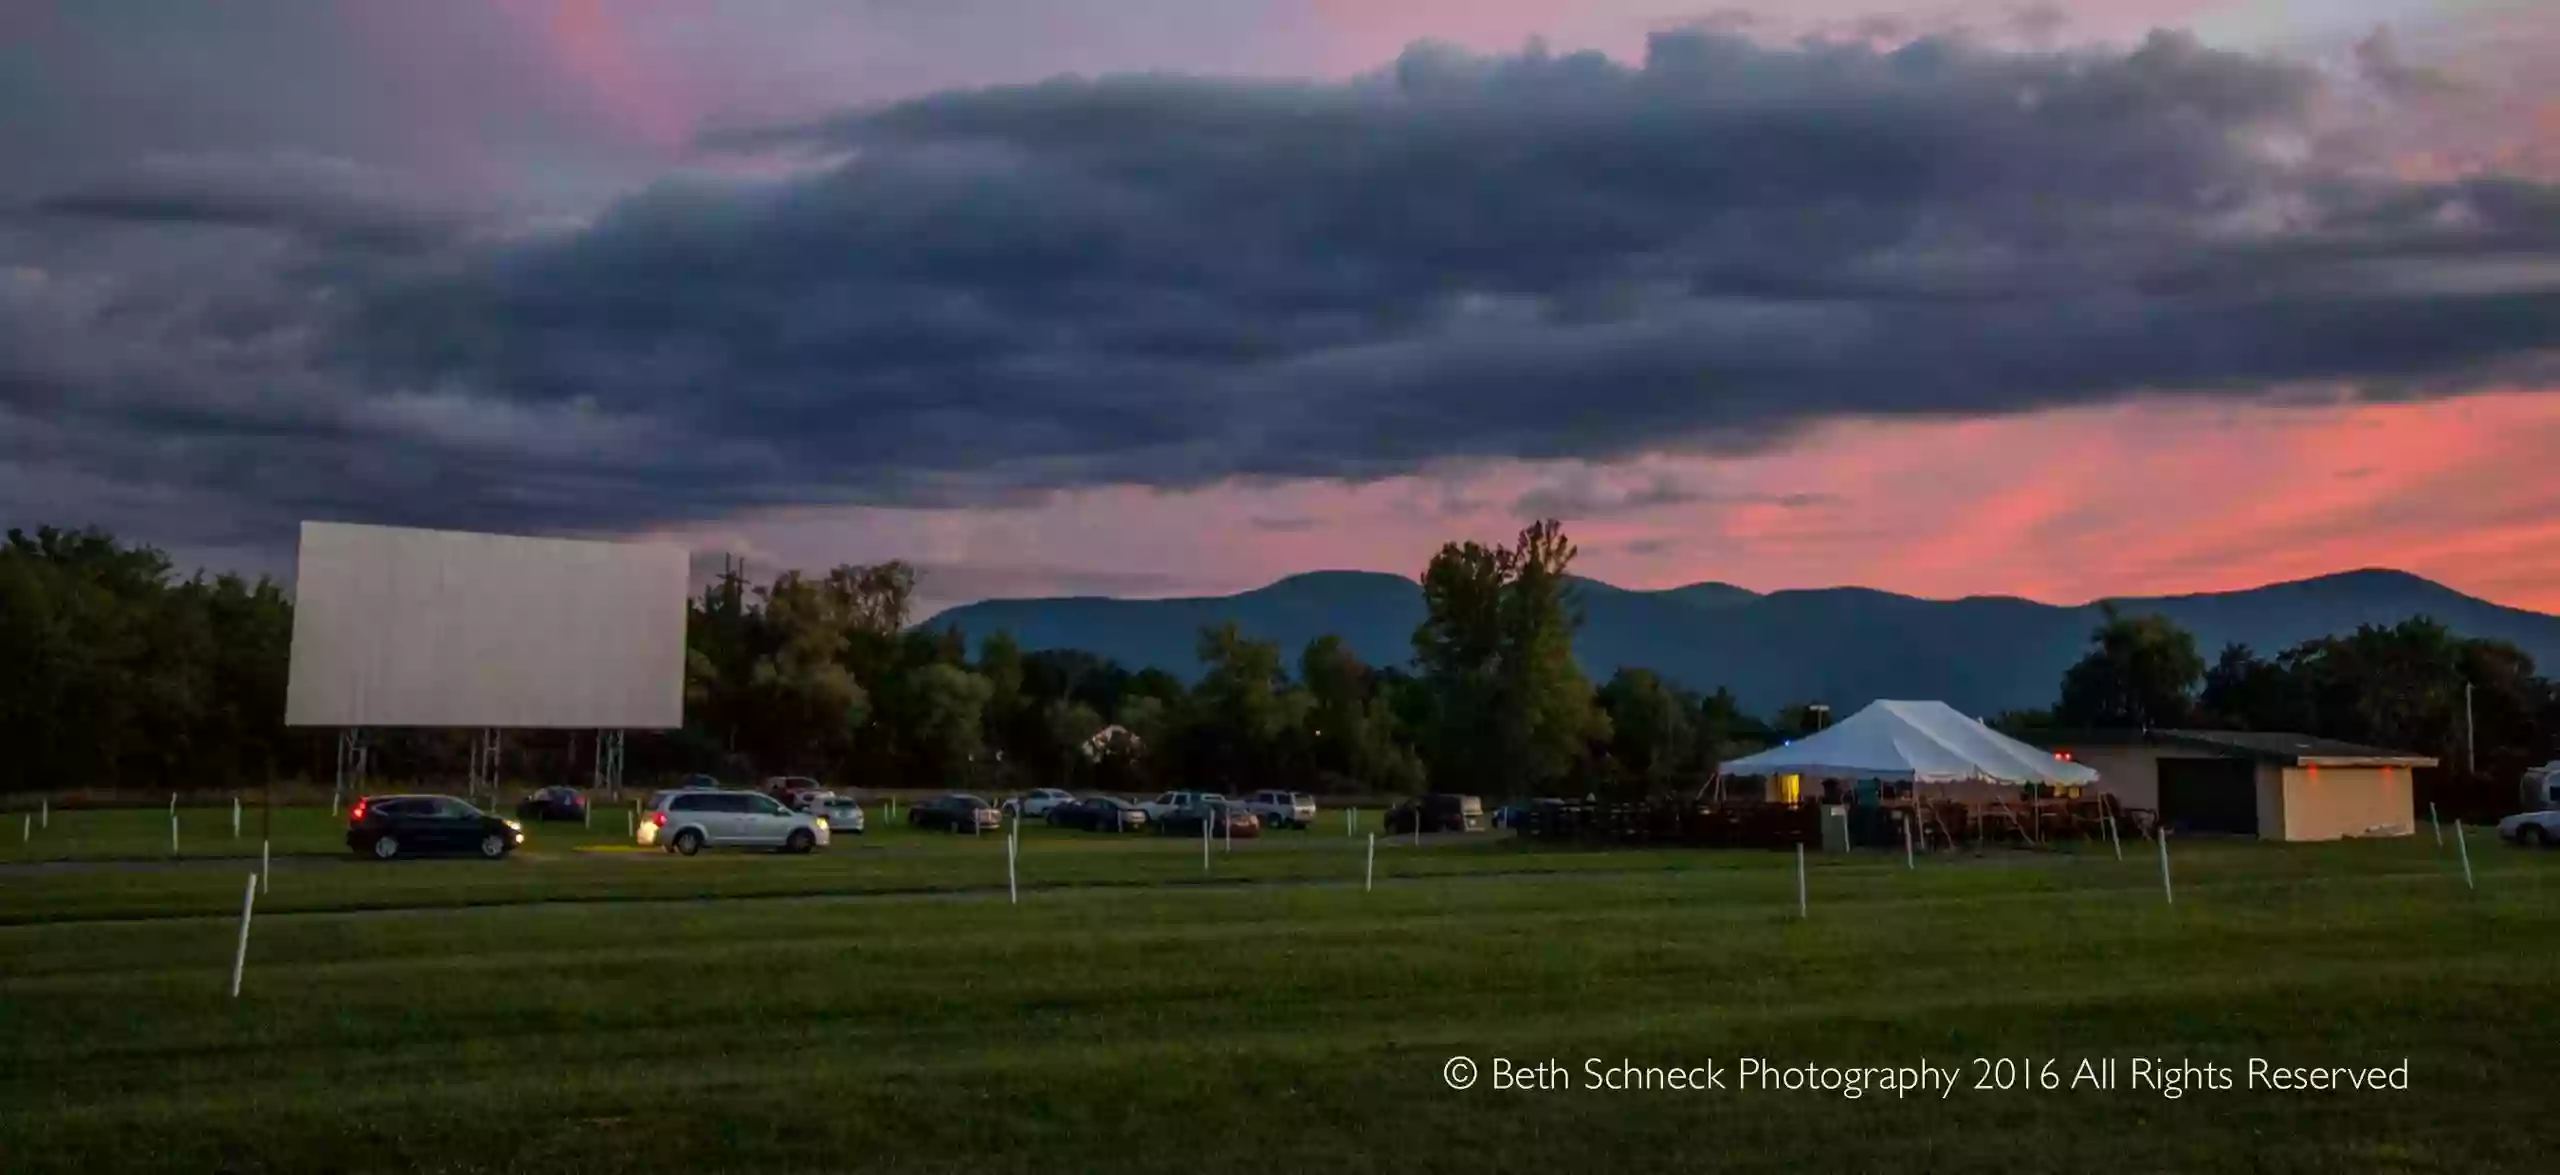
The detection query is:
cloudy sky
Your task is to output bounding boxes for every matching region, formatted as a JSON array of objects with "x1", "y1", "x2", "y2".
[{"x1": 5, "y1": 0, "x2": 2558, "y2": 616}]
